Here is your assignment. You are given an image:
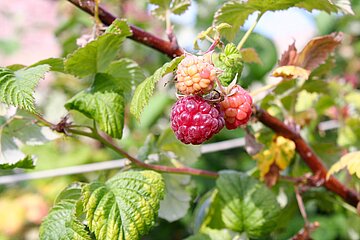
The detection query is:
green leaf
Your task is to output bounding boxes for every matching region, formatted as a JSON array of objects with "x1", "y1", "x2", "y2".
[
  {"x1": 158, "y1": 174, "x2": 191, "y2": 222},
  {"x1": 171, "y1": 0, "x2": 191, "y2": 15},
  {"x1": 105, "y1": 19, "x2": 133, "y2": 36},
  {"x1": 40, "y1": 183, "x2": 91, "y2": 240},
  {"x1": 82, "y1": 170, "x2": 165, "y2": 240},
  {"x1": 150, "y1": 0, "x2": 191, "y2": 19},
  {"x1": 0, "y1": 113, "x2": 49, "y2": 168},
  {"x1": 157, "y1": 128, "x2": 200, "y2": 164},
  {"x1": 30, "y1": 58, "x2": 65, "y2": 72},
  {"x1": 214, "y1": 1, "x2": 256, "y2": 40},
  {"x1": 65, "y1": 73, "x2": 125, "y2": 139},
  {"x1": 0, "y1": 155, "x2": 35, "y2": 169},
  {"x1": 0, "y1": 65, "x2": 50, "y2": 113},
  {"x1": 327, "y1": 151, "x2": 360, "y2": 179},
  {"x1": 185, "y1": 233, "x2": 211, "y2": 240},
  {"x1": 65, "y1": 33, "x2": 126, "y2": 77},
  {"x1": 130, "y1": 56, "x2": 184, "y2": 120},
  {"x1": 213, "y1": 43, "x2": 243, "y2": 86},
  {"x1": 214, "y1": 0, "x2": 353, "y2": 40},
  {"x1": 215, "y1": 171, "x2": 281, "y2": 238},
  {"x1": 105, "y1": 58, "x2": 145, "y2": 99},
  {"x1": 297, "y1": 0, "x2": 354, "y2": 15}
]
